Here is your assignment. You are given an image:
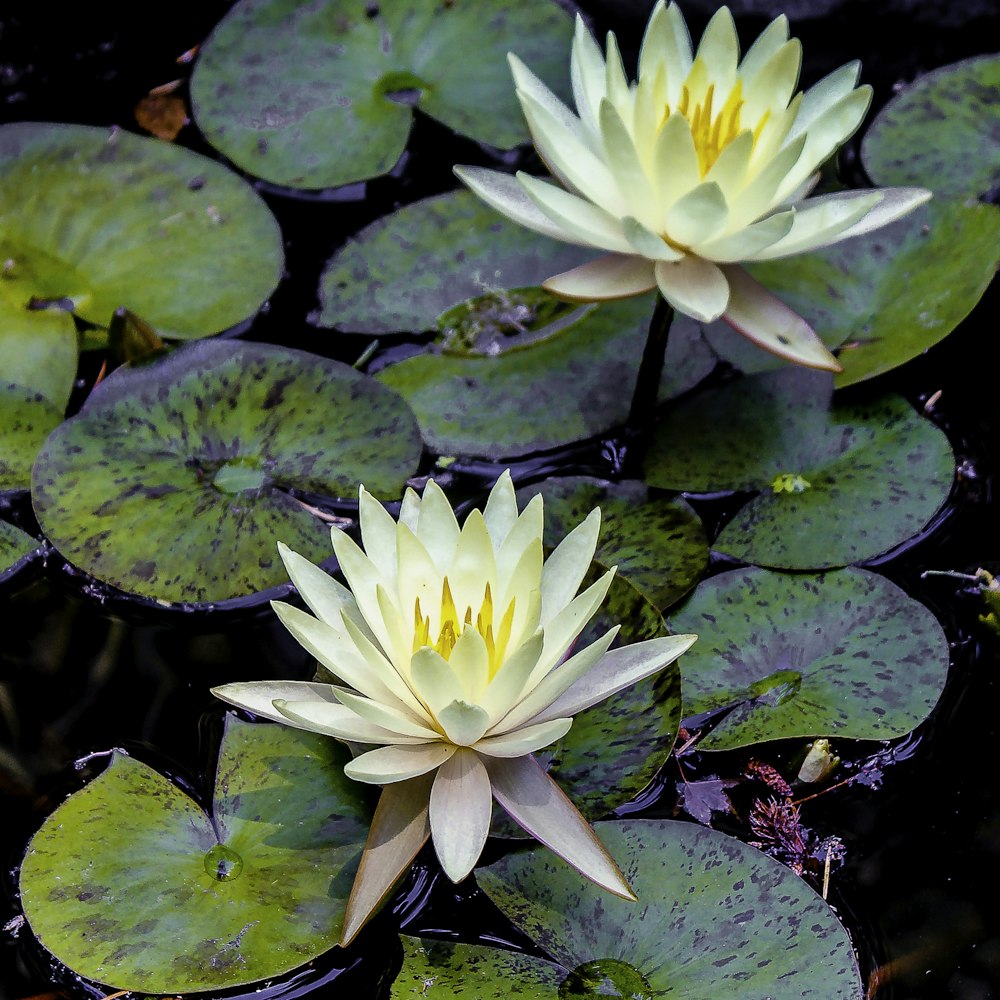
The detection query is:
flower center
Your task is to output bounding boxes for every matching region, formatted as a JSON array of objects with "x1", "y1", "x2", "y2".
[{"x1": 412, "y1": 577, "x2": 516, "y2": 678}]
